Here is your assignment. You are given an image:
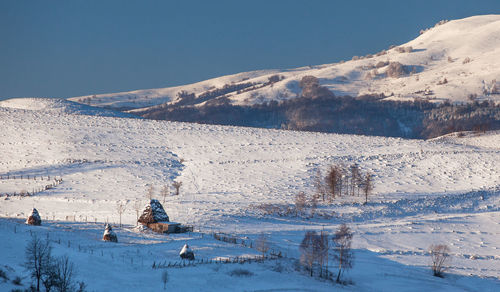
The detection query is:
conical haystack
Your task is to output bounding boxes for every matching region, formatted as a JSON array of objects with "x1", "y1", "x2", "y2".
[
  {"x1": 179, "y1": 243, "x2": 195, "y2": 260},
  {"x1": 138, "y1": 199, "x2": 169, "y2": 225},
  {"x1": 26, "y1": 208, "x2": 41, "y2": 226},
  {"x1": 102, "y1": 223, "x2": 118, "y2": 242}
]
